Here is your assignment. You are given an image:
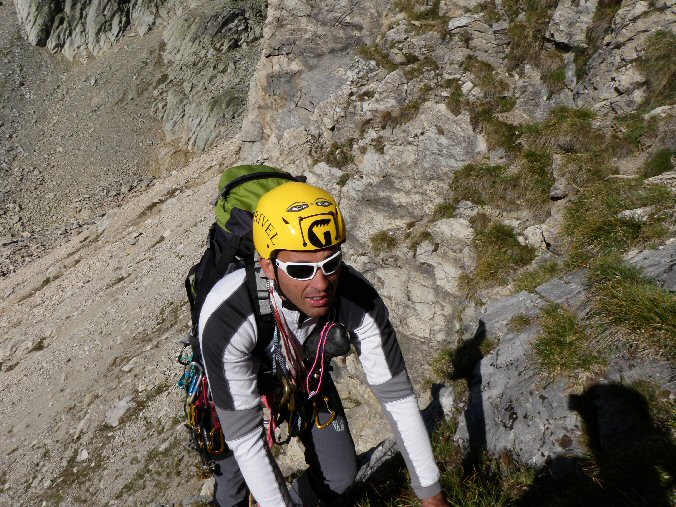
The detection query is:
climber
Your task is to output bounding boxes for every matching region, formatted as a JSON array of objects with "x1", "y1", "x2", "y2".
[{"x1": 198, "y1": 181, "x2": 450, "y2": 506}]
